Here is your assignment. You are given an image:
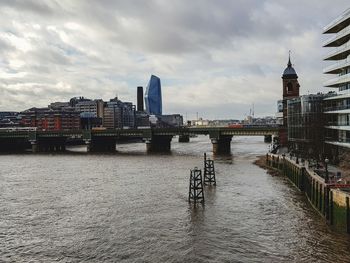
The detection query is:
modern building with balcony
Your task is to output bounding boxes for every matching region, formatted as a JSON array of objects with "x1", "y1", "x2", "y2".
[{"x1": 323, "y1": 8, "x2": 350, "y2": 162}]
